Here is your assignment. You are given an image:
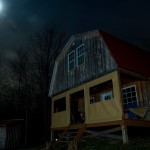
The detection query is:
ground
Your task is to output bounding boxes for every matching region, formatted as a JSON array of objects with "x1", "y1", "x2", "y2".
[{"x1": 20, "y1": 137, "x2": 150, "y2": 150}]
